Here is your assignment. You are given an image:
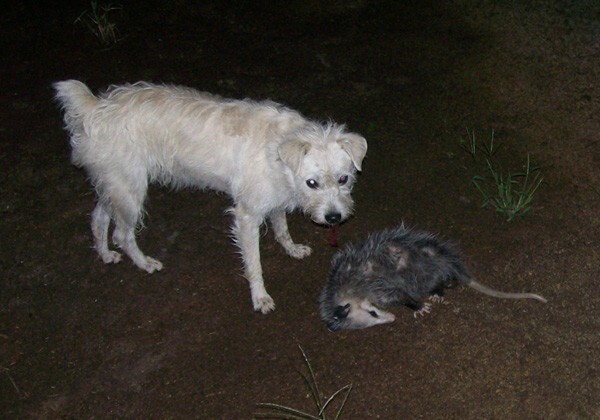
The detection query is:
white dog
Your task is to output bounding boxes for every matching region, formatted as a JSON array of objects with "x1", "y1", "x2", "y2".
[{"x1": 53, "y1": 80, "x2": 367, "y2": 313}]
